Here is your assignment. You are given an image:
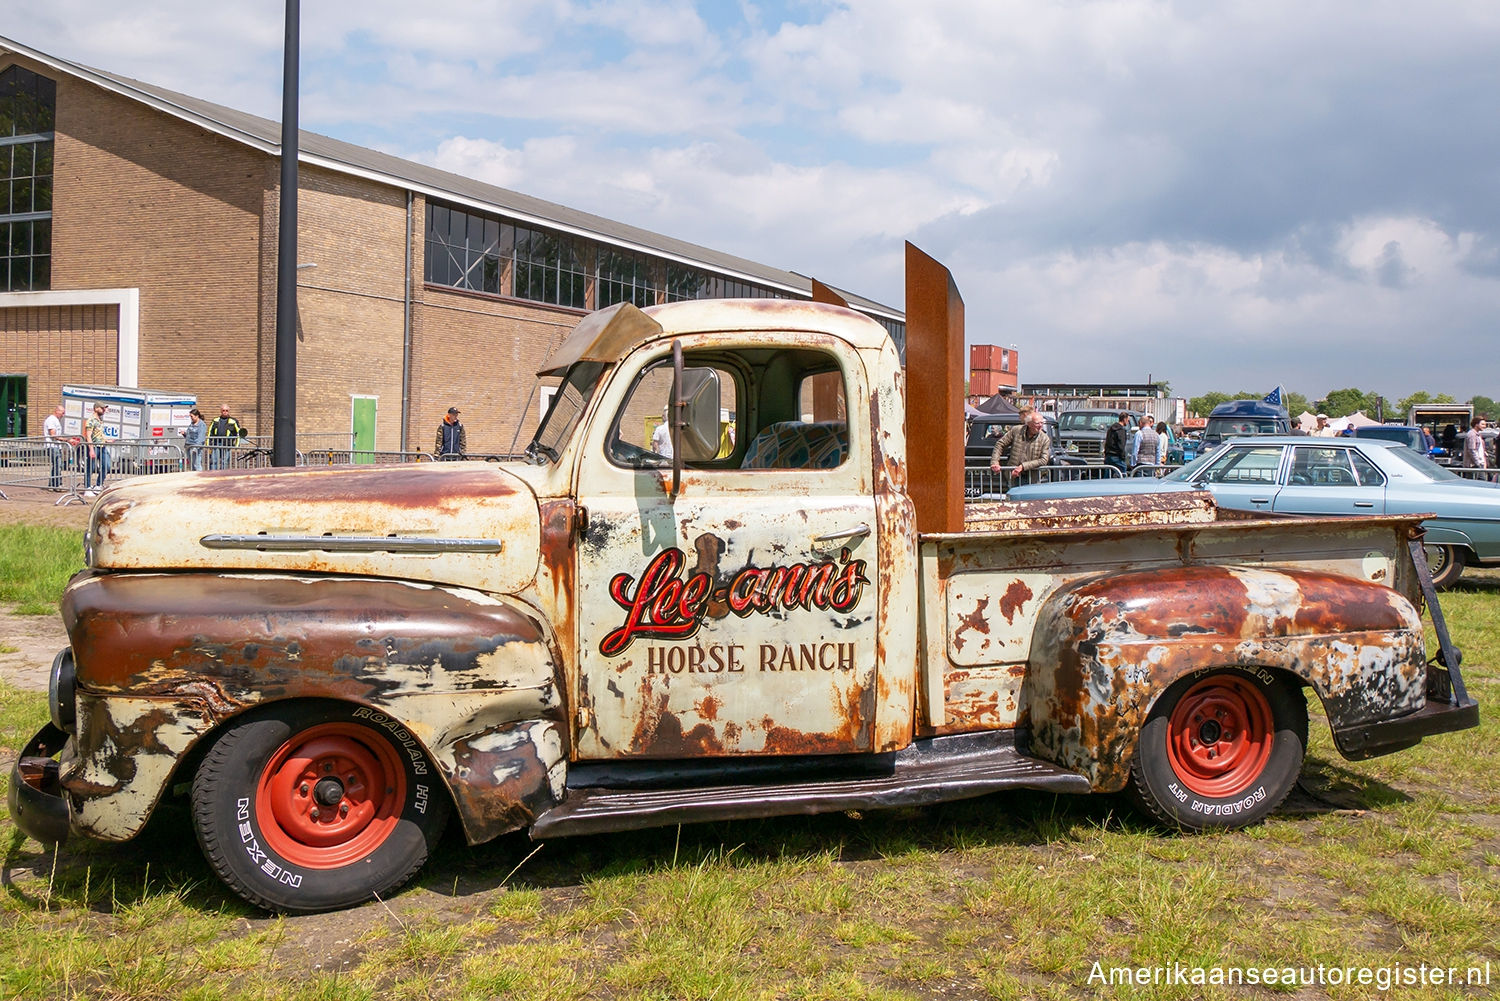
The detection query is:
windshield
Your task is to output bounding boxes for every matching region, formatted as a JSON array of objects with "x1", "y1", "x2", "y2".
[
  {"x1": 1060, "y1": 412, "x2": 1119, "y2": 432},
  {"x1": 1383, "y1": 444, "x2": 1462, "y2": 481},
  {"x1": 1205, "y1": 417, "x2": 1282, "y2": 437},
  {"x1": 1163, "y1": 451, "x2": 1221, "y2": 482},
  {"x1": 526, "y1": 360, "x2": 609, "y2": 465}
]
